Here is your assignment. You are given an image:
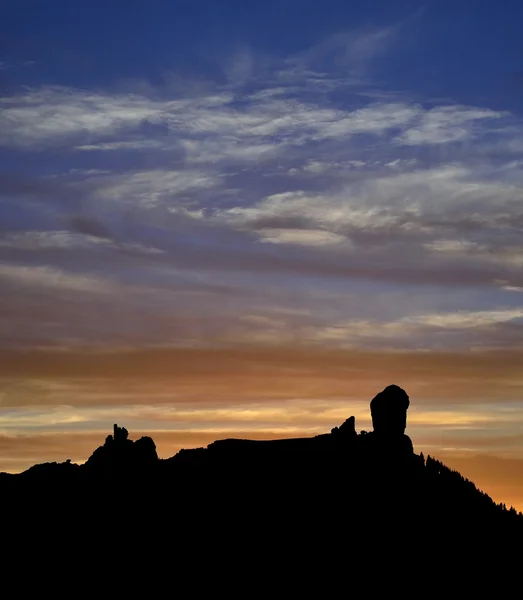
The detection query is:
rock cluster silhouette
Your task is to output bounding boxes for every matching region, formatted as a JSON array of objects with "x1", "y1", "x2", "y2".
[
  {"x1": 1, "y1": 384, "x2": 521, "y2": 590},
  {"x1": 85, "y1": 423, "x2": 157, "y2": 473}
]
